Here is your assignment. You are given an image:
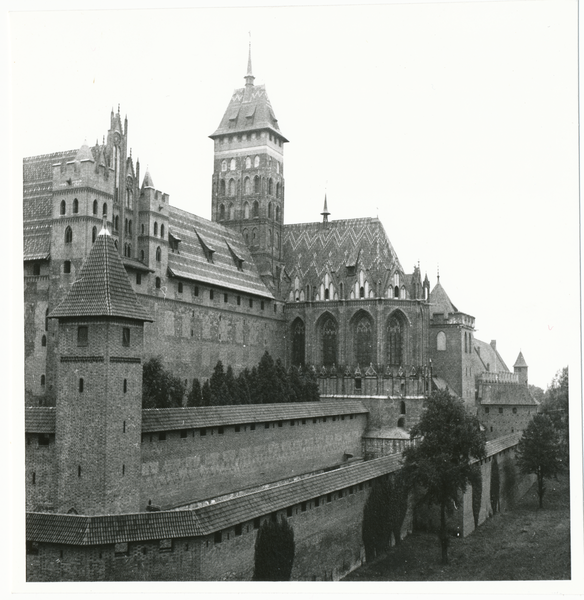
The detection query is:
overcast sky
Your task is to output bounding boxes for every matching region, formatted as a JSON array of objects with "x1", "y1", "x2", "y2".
[{"x1": 10, "y1": 1, "x2": 580, "y2": 390}]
